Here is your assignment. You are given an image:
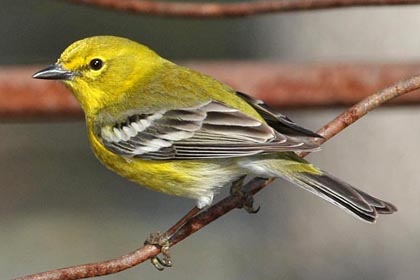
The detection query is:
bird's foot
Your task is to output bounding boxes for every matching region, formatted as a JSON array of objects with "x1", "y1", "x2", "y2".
[
  {"x1": 242, "y1": 193, "x2": 261, "y2": 214},
  {"x1": 144, "y1": 232, "x2": 172, "y2": 271},
  {"x1": 144, "y1": 206, "x2": 201, "y2": 270},
  {"x1": 230, "y1": 175, "x2": 260, "y2": 214}
]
